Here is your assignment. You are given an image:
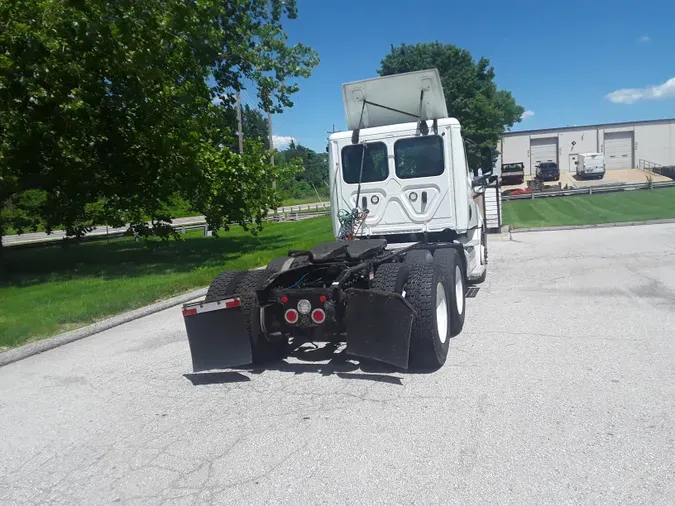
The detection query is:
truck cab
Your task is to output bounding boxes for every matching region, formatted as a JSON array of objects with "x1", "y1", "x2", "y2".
[
  {"x1": 327, "y1": 69, "x2": 491, "y2": 246},
  {"x1": 328, "y1": 118, "x2": 482, "y2": 240}
]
